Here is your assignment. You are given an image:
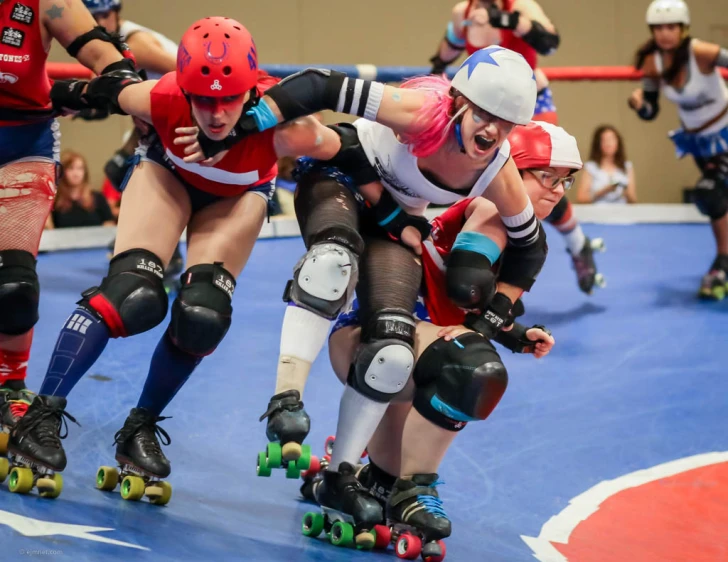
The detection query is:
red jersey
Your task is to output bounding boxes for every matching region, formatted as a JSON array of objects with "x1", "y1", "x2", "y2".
[
  {"x1": 150, "y1": 72, "x2": 278, "y2": 197},
  {"x1": 465, "y1": 0, "x2": 538, "y2": 70},
  {"x1": 0, "y1": 0, "x2": 52, "y2": 125}
]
